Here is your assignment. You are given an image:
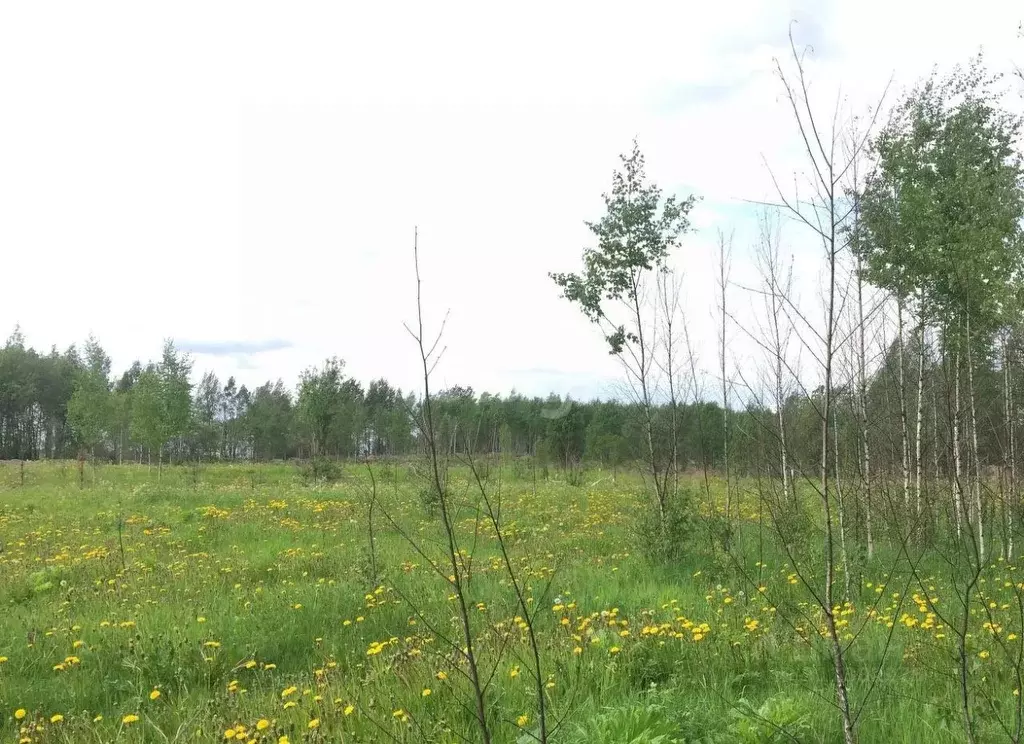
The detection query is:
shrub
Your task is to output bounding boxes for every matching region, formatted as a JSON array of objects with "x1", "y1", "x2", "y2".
[
  {"x1": 567, "y1": 699, "x2": 684, "y2": 744},
  {"x1": 299, "y1": 456, "x2": 342, "y2": 484},
  {"x1": 634, "y1": 486, "x2": 700, "y2": 565}
]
